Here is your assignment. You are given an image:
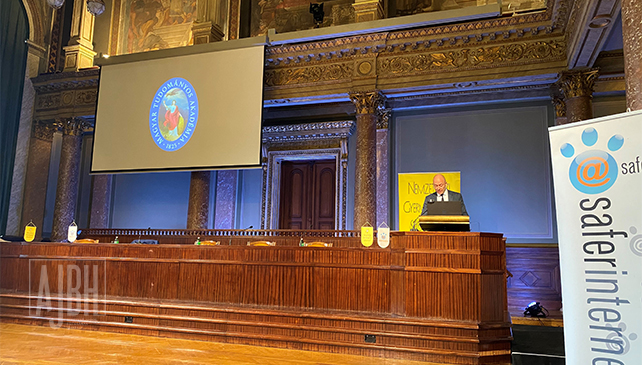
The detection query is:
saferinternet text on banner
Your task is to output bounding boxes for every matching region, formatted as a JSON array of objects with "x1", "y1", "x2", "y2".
[{"x1": 549, "y1": 110, "x2": 642, "y2": 365}]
